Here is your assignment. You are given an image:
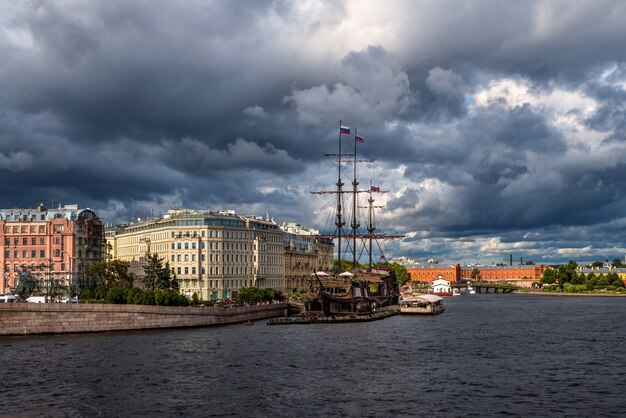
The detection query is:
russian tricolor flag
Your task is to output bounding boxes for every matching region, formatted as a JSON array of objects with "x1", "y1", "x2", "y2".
[
  {"x1": 355, "y1": 134, "x2": 364, "y2": 143},
  {"x1": 340, "y1": 125, "x2": 350, "y2": 134},
  {"x1": 371, "y1": 186, "x2": 380, "y2": 192}
]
